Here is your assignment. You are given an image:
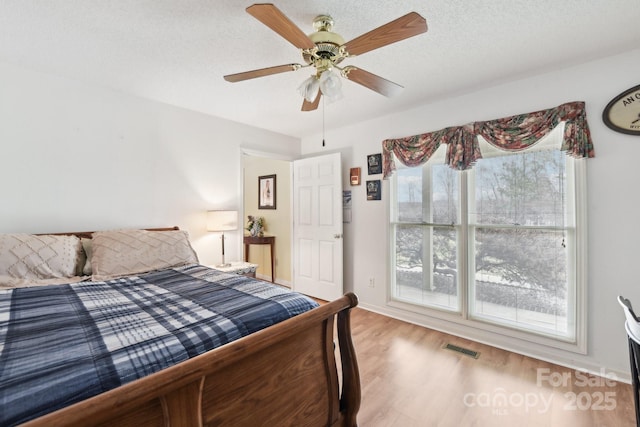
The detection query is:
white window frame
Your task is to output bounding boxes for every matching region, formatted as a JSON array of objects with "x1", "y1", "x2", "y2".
[{"x1": 388, "y1": 126, "x2": 588, "y2": 354}]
